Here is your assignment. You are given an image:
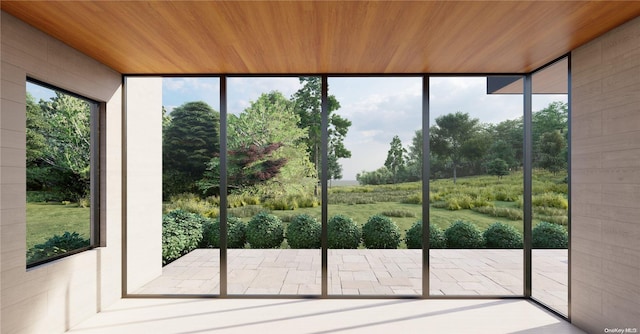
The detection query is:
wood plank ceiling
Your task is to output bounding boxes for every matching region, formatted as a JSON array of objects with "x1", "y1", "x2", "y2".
[{"x1": 2, "y1": 1, "x2": 639, "y2": 74}]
